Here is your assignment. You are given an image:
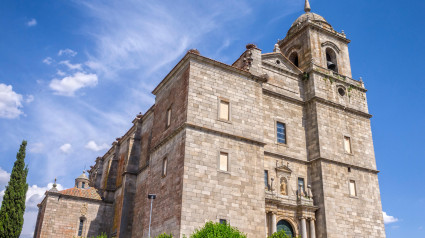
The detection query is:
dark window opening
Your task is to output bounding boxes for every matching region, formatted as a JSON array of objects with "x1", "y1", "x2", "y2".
[
  {"x1": 348, "y1": 167, "x2": 351, "y2": 172},
  {"x1": 326, "y1": 48, "x2": 338, "y2": 73},
  {"x1": 338, "y1": 87, "x2": 346, "y2": 96},
  {"x1": 219, "y1": 219, "x2": 227, "y2": 225},
  {"x1": 78, "y1": 219, "x2": 84, "y2": 236},
  {"x1": 82, "y1": 182, "x2": 85, "y2": 189},
  {"x1": 264, "y1": 170, "x2": 269, "y2": 189},
  {"x1": 289, "y1": 52, "x2": 299, "y2": 67}
]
